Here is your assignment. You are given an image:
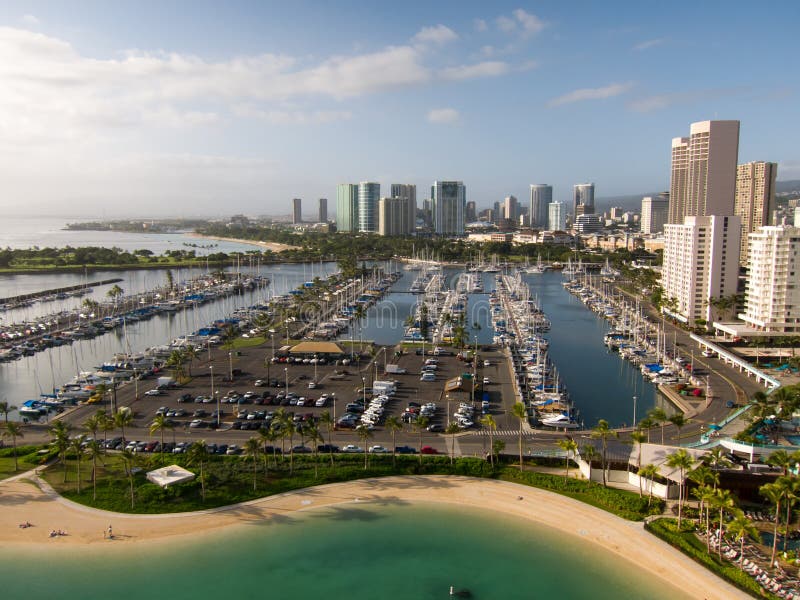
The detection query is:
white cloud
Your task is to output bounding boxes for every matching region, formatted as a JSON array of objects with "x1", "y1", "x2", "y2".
[
  {"x1": 441, "y1": 61, "x2": 509, "y2": 81},
  {"x1": 517, "y1": 59, "x2": 539, "y2": 72},
  {"x1": 634, "y1": 38, "x2": 665, "y2": 51},
  {"x1": 233, "y1": 105, "x2": 352, "y2": 124},
  {"x1": 512, "y1": 9, "x2": 546, "y2": 36},
  {"x1": 496, "y1": 15, "x2": 517, "y2": 33},
  {"x1": 627, "y1": 86, "x2": 750, "y2": 112},
  {"x1": 20, "y1": 14, "x2": 40, "y2": 26},
  {"x1": 427, "y1": 108, "x2": 460, "y2": 124},
  {"x1": 548, "y1": 82, "x2": 634, "y2": 107},
  {"x1": 473, "y1": 19, "x2": 488, "y2": 32},
  {"x1": 413, "y1": 25, "x2": 457, "y2": 46}
]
